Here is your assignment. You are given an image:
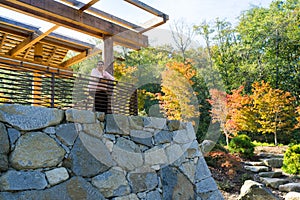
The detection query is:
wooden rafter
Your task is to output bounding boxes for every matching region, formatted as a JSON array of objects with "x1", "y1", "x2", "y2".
[
  {"x1": 22, "y1": 47, "x2": 31, "y2": 59},
  {"x1": 79, "y1": 0, "x2": 99, "y2": 12},
  {"x1": 0, "y1": 33, "x2": 7, "y2": 49},
  {"x1": 60, "y1": 47, "x2": 102, "y2": 68},
  {"x1": 45, "y1": 47, "x2": 57, "y2": 65},
  {"x1": 9, "y1": 25, "x2": 59, "y2": 57},
  {"x1": 124, "y1": 0, "x2": 169, "y2": 18},
  {"x1": 0, "y1": 0, "x2": 148, "y2": 49}
]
